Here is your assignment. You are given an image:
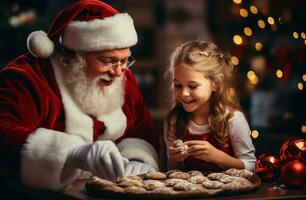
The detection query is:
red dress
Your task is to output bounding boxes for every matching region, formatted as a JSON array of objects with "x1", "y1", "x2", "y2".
[{"x1": 183, "y1": 130, "x2": 233, "y2": 172}]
